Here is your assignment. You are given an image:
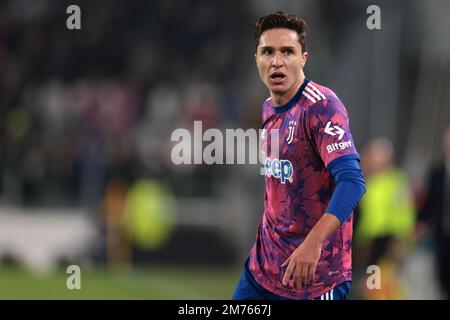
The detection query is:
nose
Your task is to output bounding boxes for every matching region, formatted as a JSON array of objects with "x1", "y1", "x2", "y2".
[{"x1": 272, "y1": 52, "x2": 284, "y2": 68}]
